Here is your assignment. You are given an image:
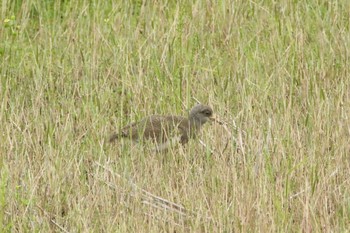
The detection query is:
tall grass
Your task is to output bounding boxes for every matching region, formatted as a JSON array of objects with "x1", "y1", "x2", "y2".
[{"x1": 1, "y1": 0, "x2": 349, "y2": 231}]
